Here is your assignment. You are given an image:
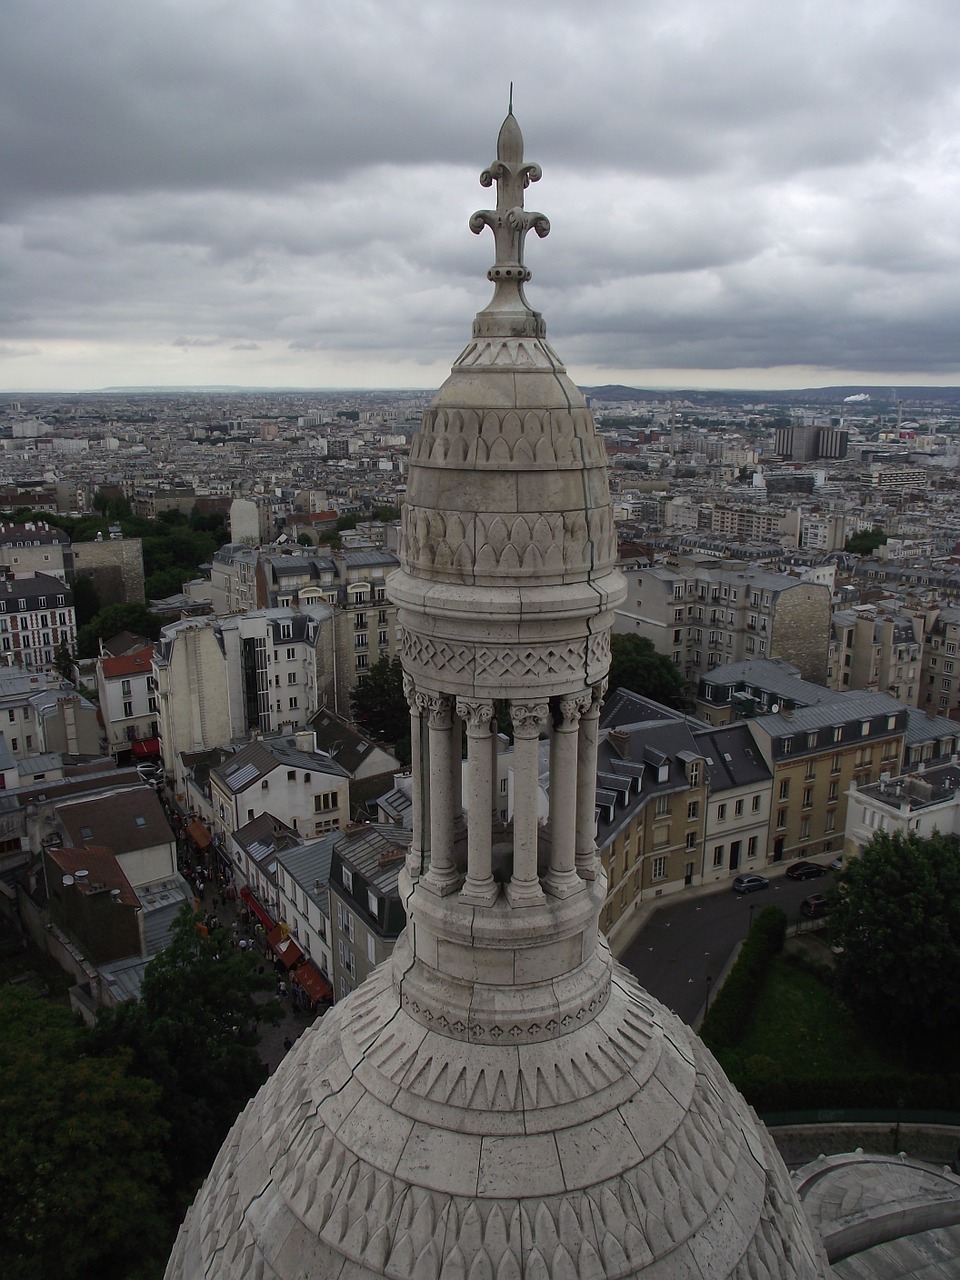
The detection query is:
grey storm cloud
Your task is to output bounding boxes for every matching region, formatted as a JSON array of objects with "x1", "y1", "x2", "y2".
[{"x1": 3, "y1": 0, "x2": 960, "y2": 390}]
